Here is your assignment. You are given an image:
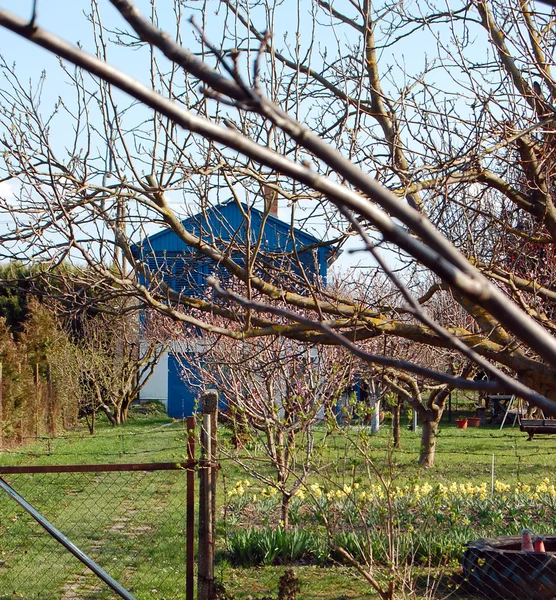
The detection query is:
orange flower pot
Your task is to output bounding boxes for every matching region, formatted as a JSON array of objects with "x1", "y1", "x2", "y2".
[
  {"x1": 455, "y1": 418, "x2": 468, "y2": 429},
  {"x1": 468, "y1": 417, "x2": 481, "y2": 427}
]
